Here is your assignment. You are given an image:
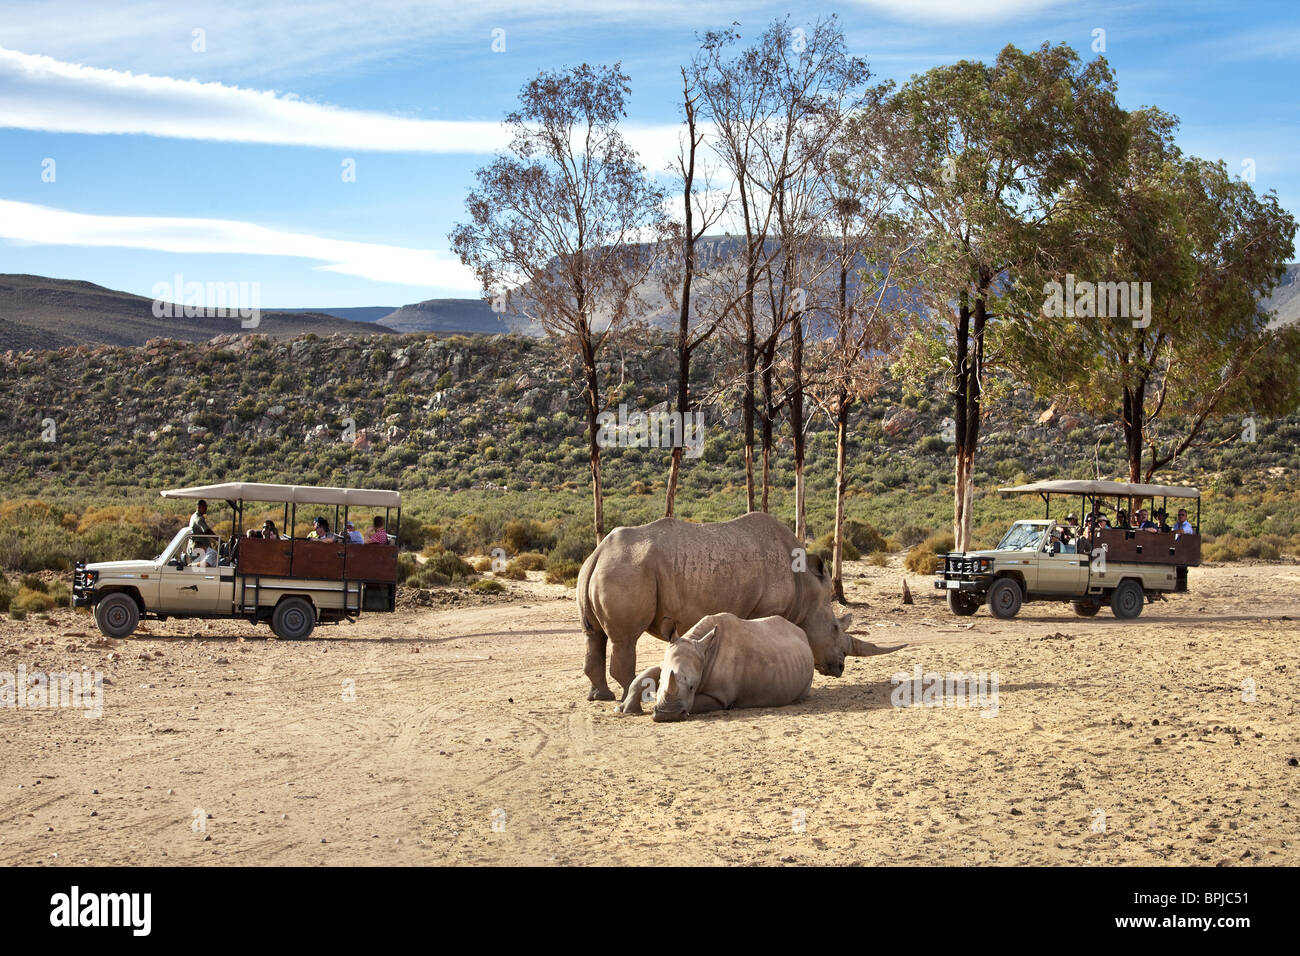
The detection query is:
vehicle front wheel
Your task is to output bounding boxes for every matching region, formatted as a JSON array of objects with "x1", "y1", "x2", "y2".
[
  {"x1": 1071, "y1": 600, "x2": 1102, "y2": 617},
  {"x1": 986, "y1": 578, "x2": 1023, "y2": 619},
  {"x1": 1110, "y1": 580, "x2": 1145, "y2": 619},
  {"x1": 947, "y1": 590, "x2": 980, "y2": 616},
  {"x1": 94, "y1": 592, "x2": 139, "y2": 639},
  {"x1": 272, "y1": 597, "x2": 316, "y2": 640}
]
